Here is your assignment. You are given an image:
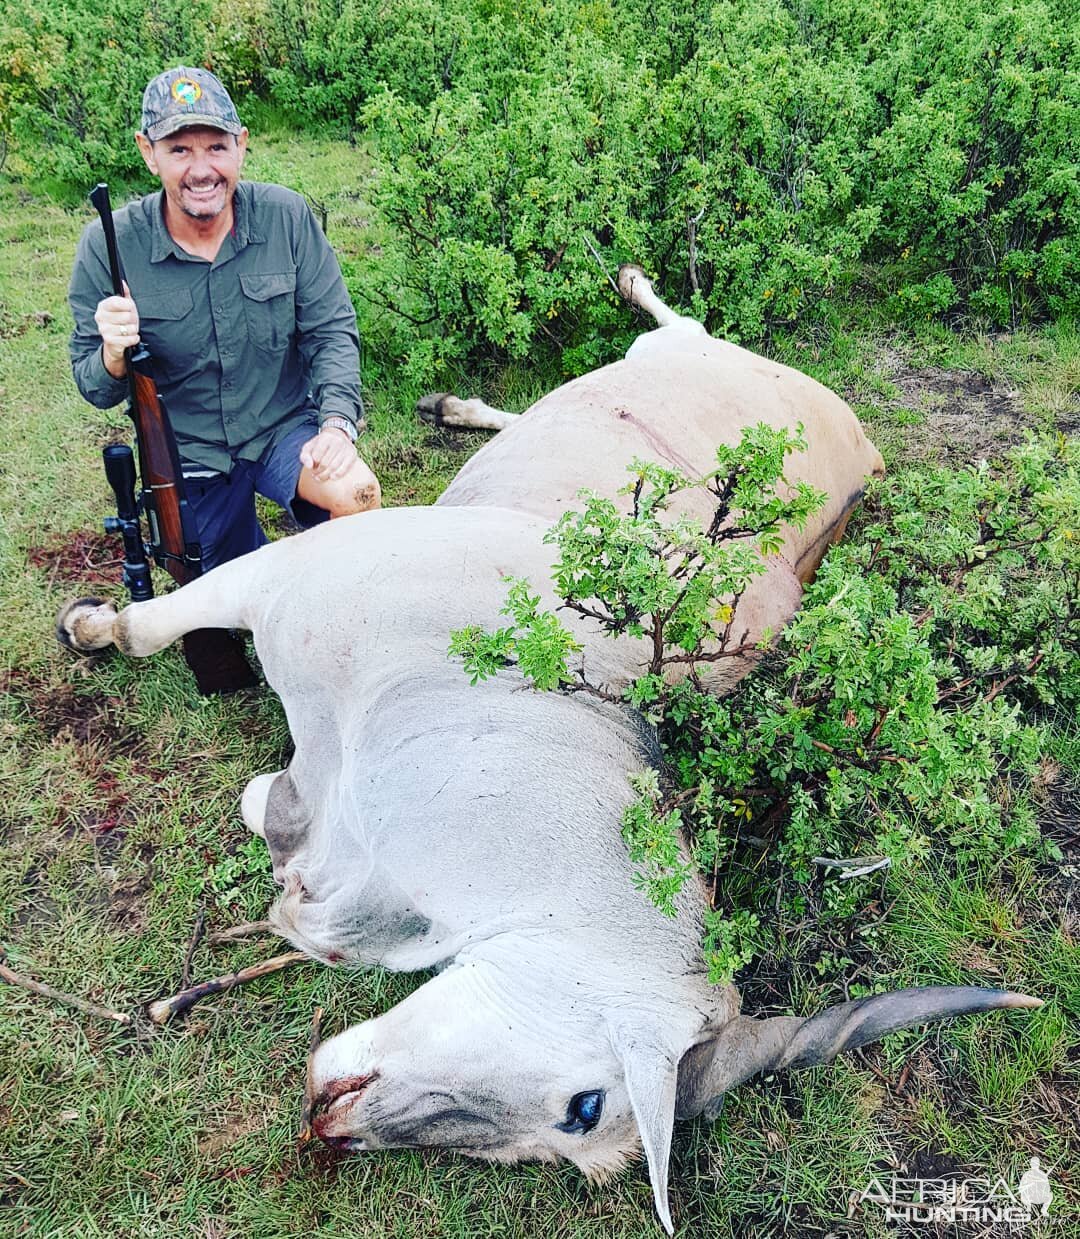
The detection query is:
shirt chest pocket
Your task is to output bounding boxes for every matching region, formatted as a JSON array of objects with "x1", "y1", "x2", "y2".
[
  {"x1": 136, "y1": 288, "x2": 195, "y2": 373},
  {"x1": 239, "y1": 271, "x2": 297, "y2": 353}
]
